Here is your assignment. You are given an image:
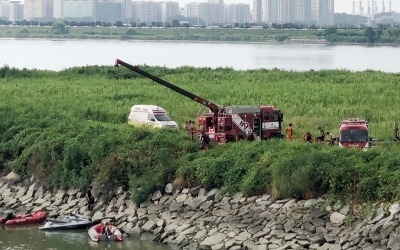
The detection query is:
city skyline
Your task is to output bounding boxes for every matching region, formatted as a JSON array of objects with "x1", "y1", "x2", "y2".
[
  {"x1": 176, "y1": 0, "x2": 400, "y2": 13},
  {"x1": 7, "y1": 0, "x2": 400, "y2": 13}
]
